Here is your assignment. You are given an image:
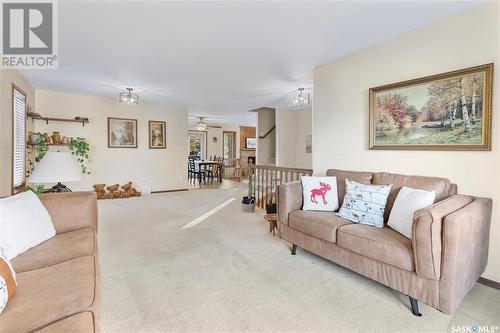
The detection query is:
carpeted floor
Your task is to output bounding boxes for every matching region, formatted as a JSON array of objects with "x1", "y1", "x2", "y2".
[{"x1": 98, "y1": 183, "x2": 500, "y2": 332}]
